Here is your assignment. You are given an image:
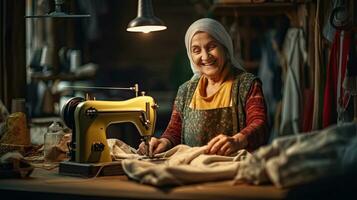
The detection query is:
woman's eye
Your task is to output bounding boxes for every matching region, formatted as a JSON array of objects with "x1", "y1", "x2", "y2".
[
  {"x1": 208, "y1": 44, "x2": 216, "y2": 51},
  {"x1": 192, "y1": 48, "x2": 200, "y2": 54}
]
